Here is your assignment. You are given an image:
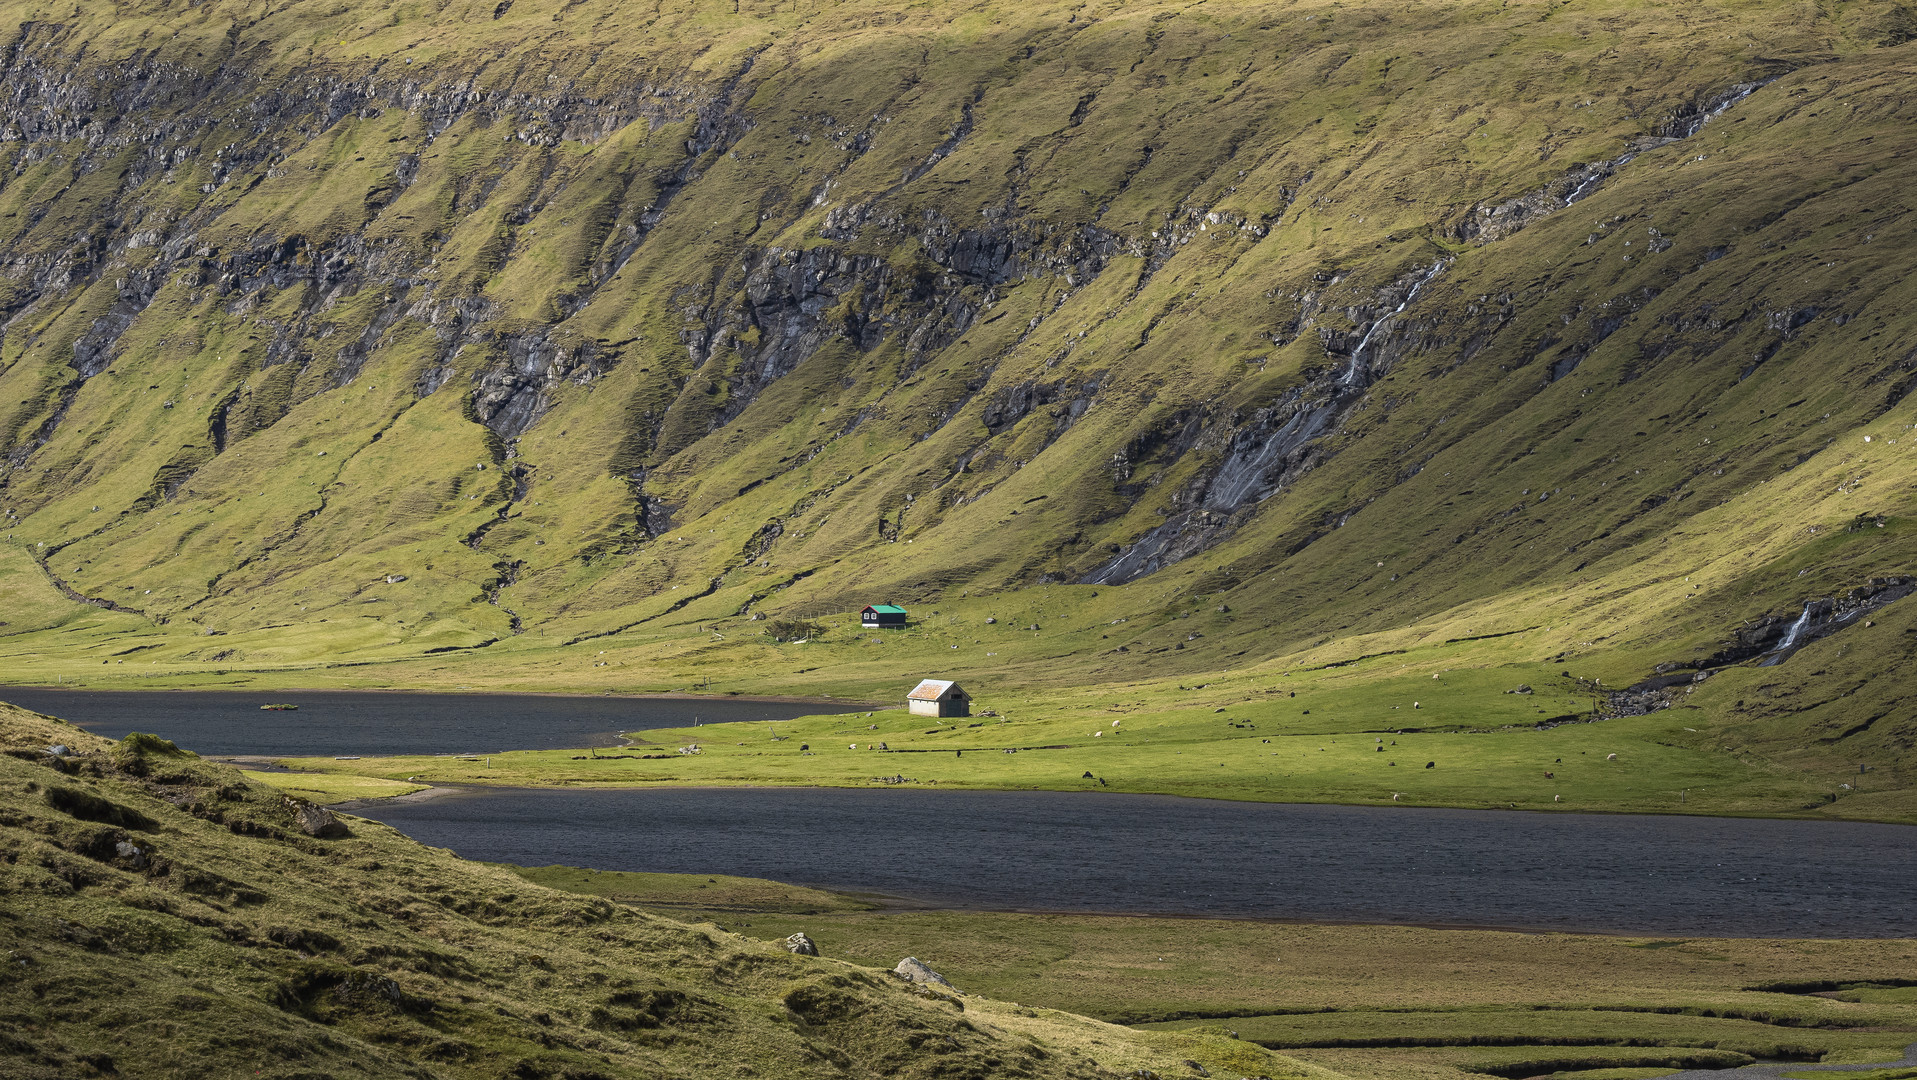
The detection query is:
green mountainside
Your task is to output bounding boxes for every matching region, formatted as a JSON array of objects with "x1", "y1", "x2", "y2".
[{"x1": 2, "y1": 0, "x2": 1916, "y2": 803}]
